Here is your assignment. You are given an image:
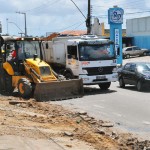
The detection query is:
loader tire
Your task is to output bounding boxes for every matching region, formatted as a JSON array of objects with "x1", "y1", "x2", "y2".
[
  {"x1": 2, "y1": 71, "x2": 15, "y2": 95},
  {"x1": 18, "y1": 78, "x2": 32, "y2": 99}
]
